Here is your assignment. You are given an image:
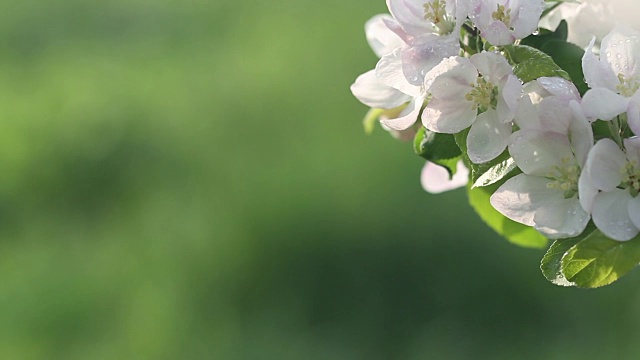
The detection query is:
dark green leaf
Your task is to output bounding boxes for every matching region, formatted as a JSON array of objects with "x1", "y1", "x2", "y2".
[
  {"x1": 520, "y1": 21, "x2": 568, "y2": 49},
  {"x1": 561, "y1": 230, "x2": 640, "y2": 288},
  {"x1": 467, "y1": 181, "x2": 548, "y2": 249},
  {"x1": 540, "y1": 223, "x2": 596, "y2": 286},
  {"x1": 541, "y1": 40, "x2": 587, "y2": 95},
  {"x1": 503, "y1": 44, "x2": 570, "y2": 83}
]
